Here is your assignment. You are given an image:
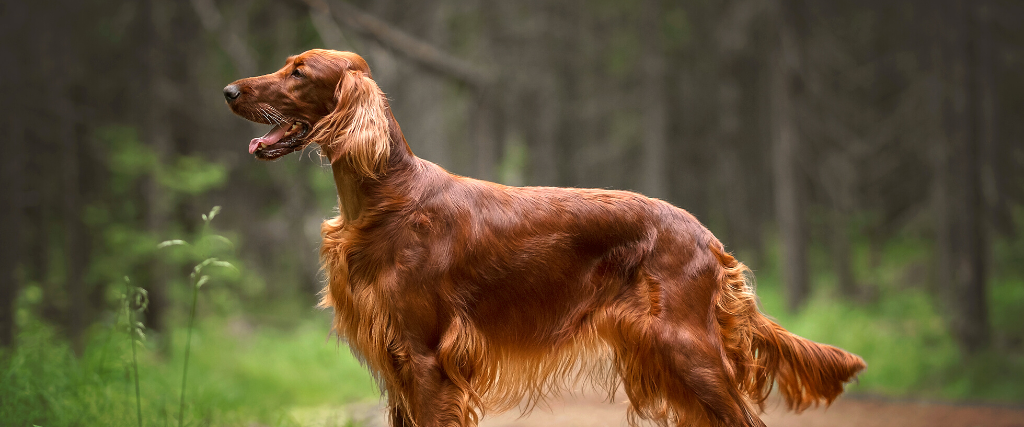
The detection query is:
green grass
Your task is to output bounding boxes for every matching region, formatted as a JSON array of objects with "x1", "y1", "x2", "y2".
[{"x1": 0, "y1": 313, "x2": 378, "y2": 426}]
